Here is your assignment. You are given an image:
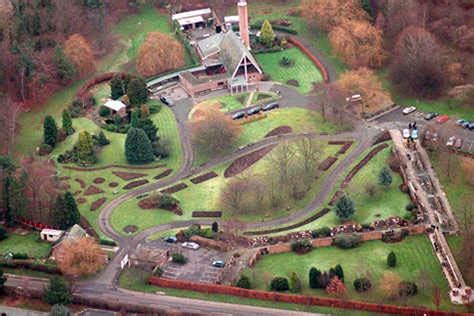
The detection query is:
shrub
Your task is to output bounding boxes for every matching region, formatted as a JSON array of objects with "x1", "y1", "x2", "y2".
[
  {"x1": 398, "y1": 281, "x2": 418, "y2": 297},
  {"x1": 334, "y1": 195, "x2": 355, "y2": 221},
  {"x1": 39, "y1": 143, "x2": 53, "y2": 156},
  {"x1": 236, "y1": 275, "x2": 251, "y2": 289},
  {"x1": 125, "y1": 127, "x2": 155, "y2": 164},
  {"x1": 289, "y1": 272, "x2": 302, "y2": 293},
  {"x1": 403, "y1": 211, "x2": 415, "y2": 221},
  {"x1": 211, "y1": 222, "x2": 219, "y2": 233},
  {"x1": 387, "y1": 251, "x2": 397, "y2": 267},
  {"x1": 334, "y1": 234, "x2": 362, "y2": 249},
  {"x1": 99, "y1": 239, "x2": 117, "y2": 247},
  {"x1": 353, "y1": 277, "x2": 372, "y2": 292},
  {"x1": 183, "y1": 224, "x2": 201, "y2": 240},
  {"x1": 93, "y1": 131, "x2": 110, "y2": 146},
  {"x1": 311, "y1": 227, "x2": 331, "y2": 238},
  {"x1": 153, "y1": 267, "x2": 163, "y2": 277},
  {"x1": 171, "y1": 253, "x2": 187, "y2": 264},
  {"x1": 270, "y1": 277, "x2": 289, "y2": 291},
  {"x1": 309, "y1": 267, "x2": 321, "y2": 289},
  {"x1": 50, "y1": 304, "x2": 71, "y2": 316},
  {"x1": 334, "y1": 264, "x2": 344, "y2": 282},
  {"x1": 98, "y1": 106, "x2": 111, "y2": 117},
  {"x1": 12, "y1": 253, "x2": 28, "y2": 260},
  {"x1": 0, "y1": 227, "x2": 7, "y2": 241},
  {"x1": 291, "y1": 239, "x2": 313, "y2": 254},
  {"x1": 378, "y1": 167, "x2": 393, "y2": 187},
  {"x1": 406, "y1": 203, "x2": 416, "y2": 211},
  {"x1": 43, "y1": 276, "x2": 72, "y2": 305}
]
